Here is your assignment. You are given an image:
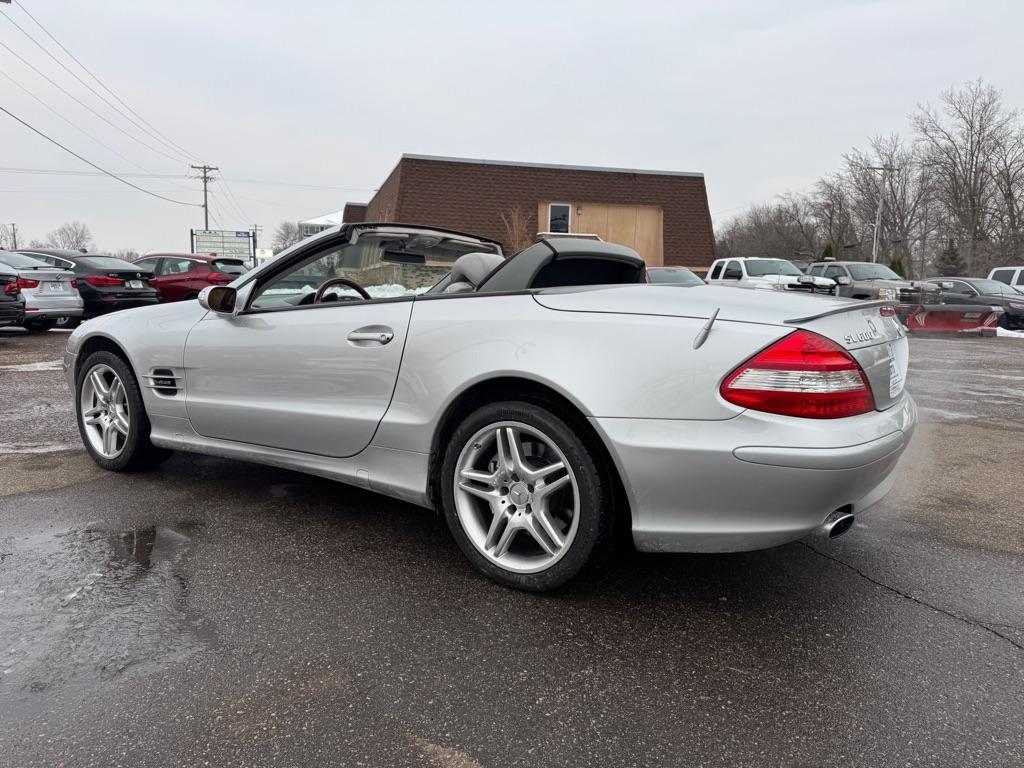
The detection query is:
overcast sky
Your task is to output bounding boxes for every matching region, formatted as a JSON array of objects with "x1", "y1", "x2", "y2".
[{"x1": 1, "y1": 0, "x2": 1021, "y2": 253}]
